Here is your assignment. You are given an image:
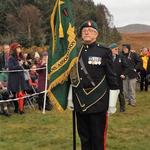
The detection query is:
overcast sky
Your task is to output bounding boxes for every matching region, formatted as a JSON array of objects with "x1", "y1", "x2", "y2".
[{"x1": 93, "y1": 0, "x2": 150, "y2": 27}]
